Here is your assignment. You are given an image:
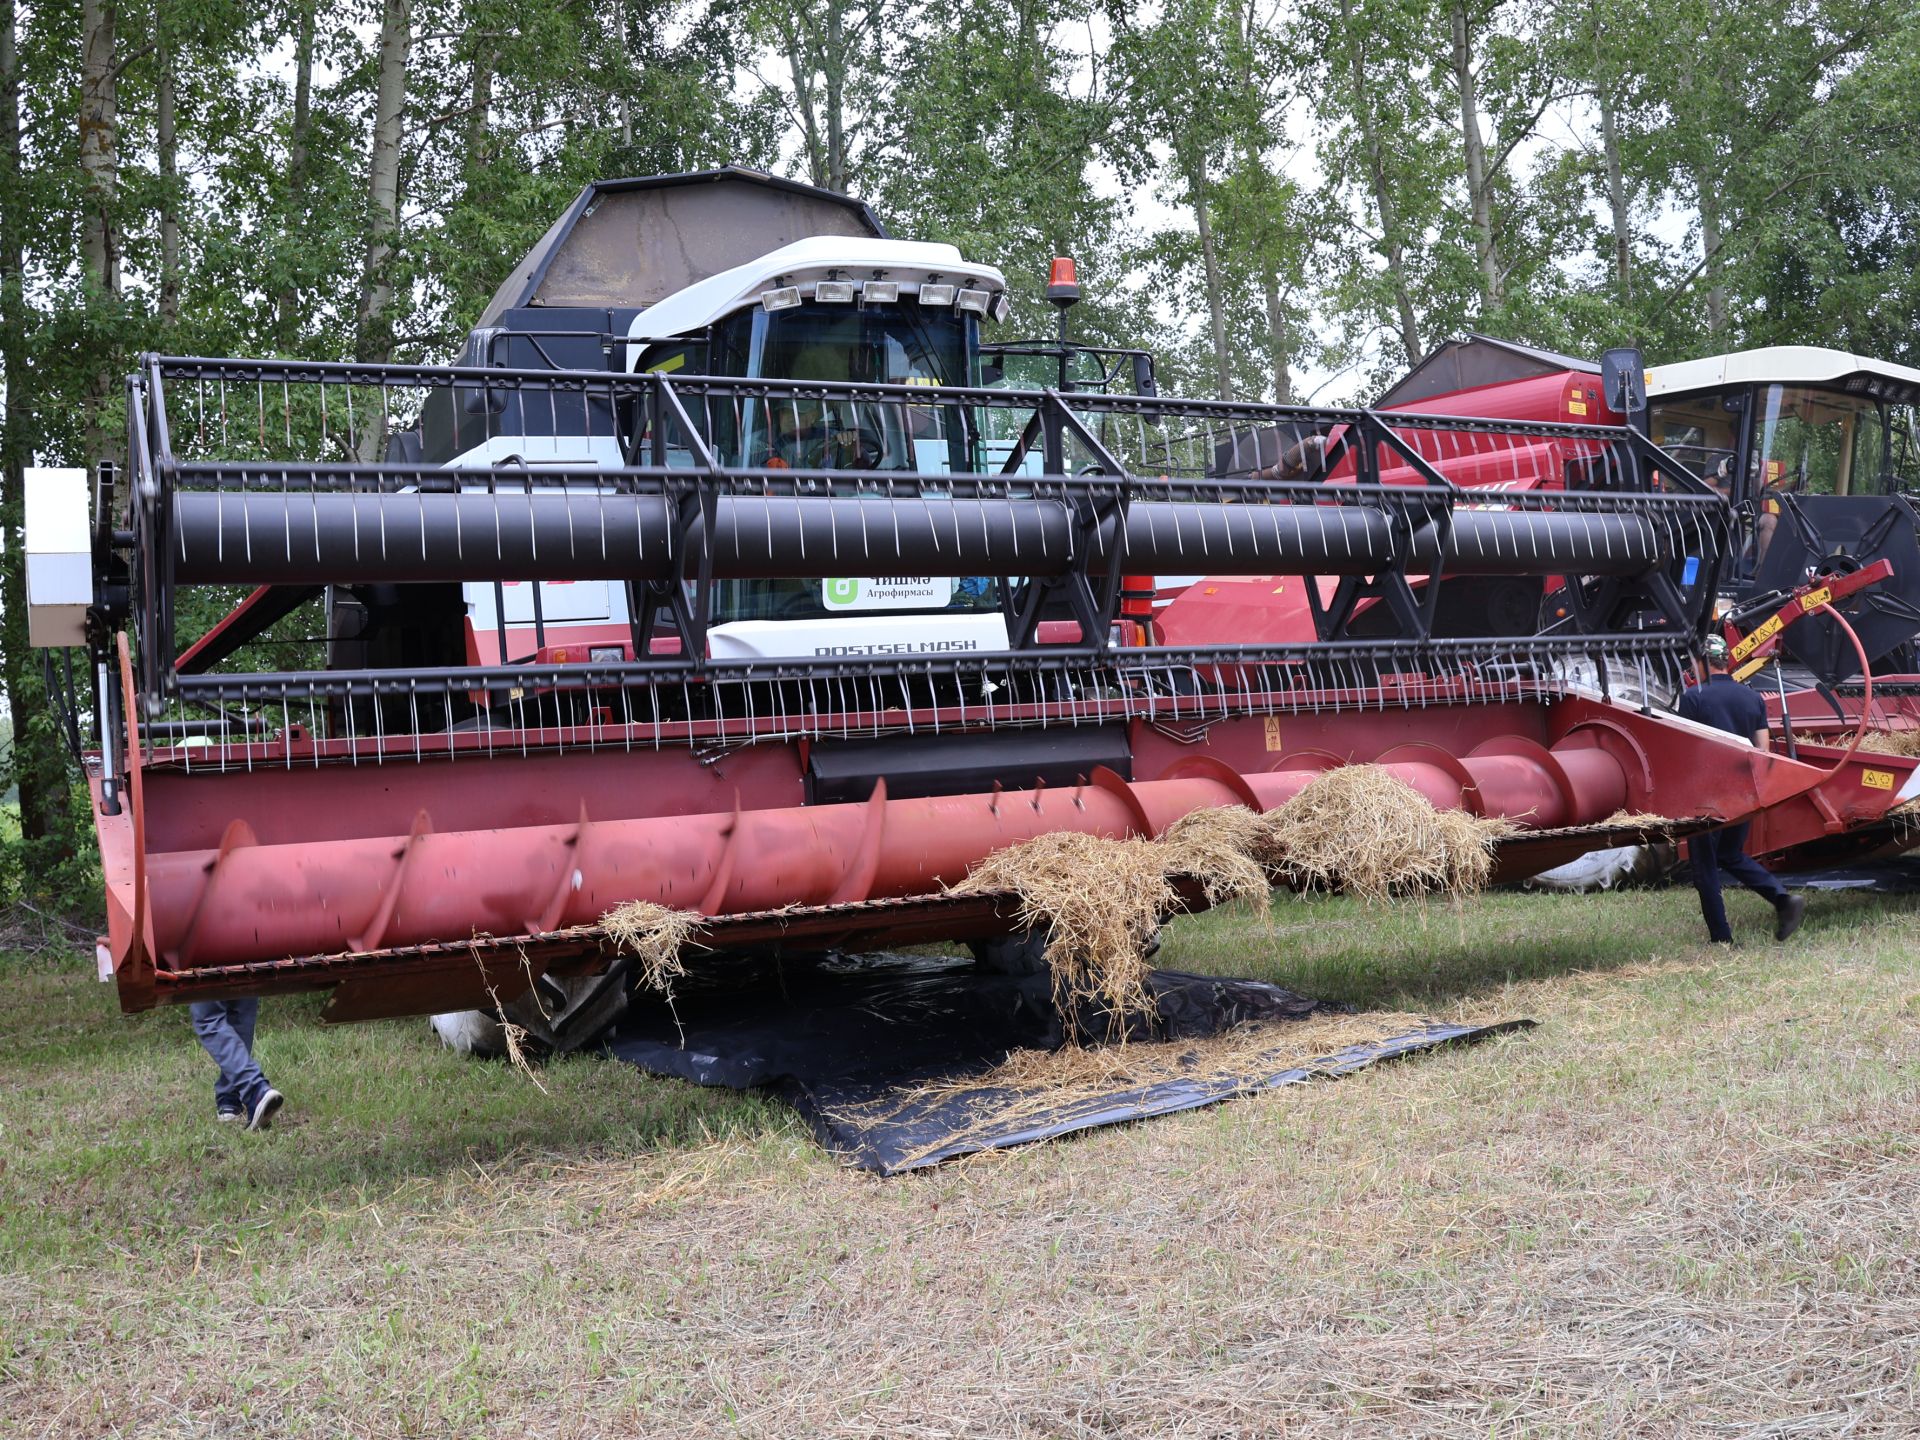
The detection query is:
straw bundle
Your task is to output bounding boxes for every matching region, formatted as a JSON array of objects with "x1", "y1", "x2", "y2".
[
  {"x1": 1791, "y1": 729, "x2": 1920, "y2": 756},
  {"x1": 600, "y1": 900, "x2": 698, "y2": 997},
  {"x1": 1256, "y1": 766, "x2": 1513, "y2": 903},
  {"x1": 952, "y1": 831, "x2": 1173, "y2": 1035},
  {"x1": 1157, "y1": 806, "x2": 1273, "y2": 911},
  {"x1": 950, "y1": 769, "x2": 1517, "y2": 1037}
]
